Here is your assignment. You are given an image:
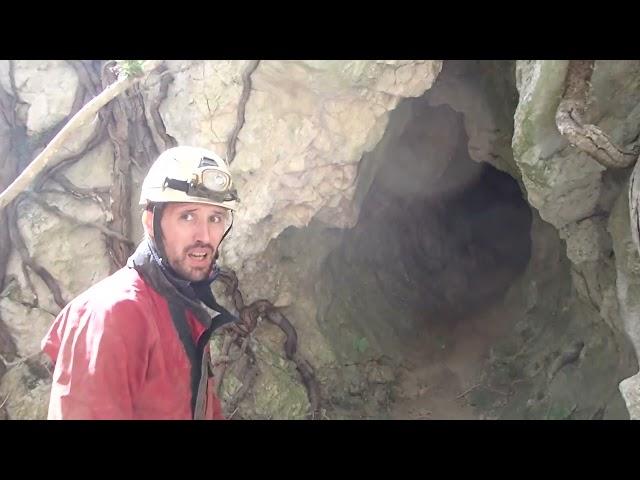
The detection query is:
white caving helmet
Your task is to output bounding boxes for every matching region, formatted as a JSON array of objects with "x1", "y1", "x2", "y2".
[
  {"x1": 139, "y1": 146, "x2": 239, "y2": 210},
  {"x1": 140, "y1": 146, "x2": 239, "y2": 263}
]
